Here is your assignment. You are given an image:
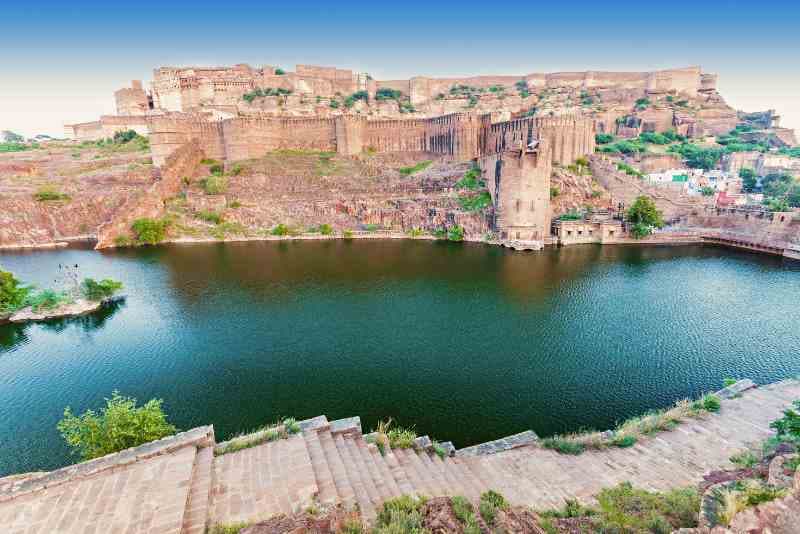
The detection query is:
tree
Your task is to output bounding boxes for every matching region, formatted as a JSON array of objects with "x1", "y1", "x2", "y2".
[
  {"x1": 626, "y1": 196, "x2": 664, "y2": 238},
  {"x1": 739, "y1": 168, "x2": 757, "y2": 192},
  {"x1": 58, "y1": 391, "x2": 177, "y2": 460},
  {"x1": 131, "y1": 218, "x2": 169, "y2": 245},
  {"x1": 0, "y1": 269, "x2": 30, "y2": 312},
  {"x1": 81, "y1": 278, "x2": 123, "y2": 301}
]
